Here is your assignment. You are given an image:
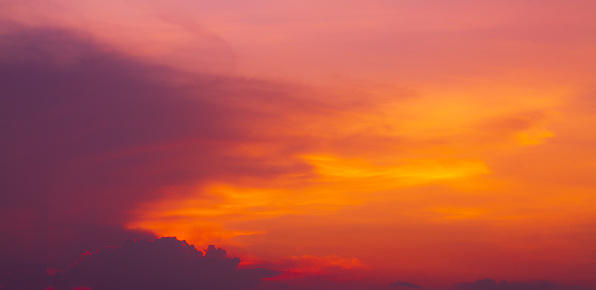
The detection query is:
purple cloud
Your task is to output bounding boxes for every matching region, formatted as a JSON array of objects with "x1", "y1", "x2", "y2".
[
  {"x1": 0, "y1": 23, "x2": 314, "y2": 266},
  {"x1": 452, "y1": 278, "x2": 586, "y2": 290},
  {"x1": 390, "y1": 280, "x2": 420, "y2": 288},
  {"x1": 0, "y1": 237, "x2": 278, "y2": 290}
]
